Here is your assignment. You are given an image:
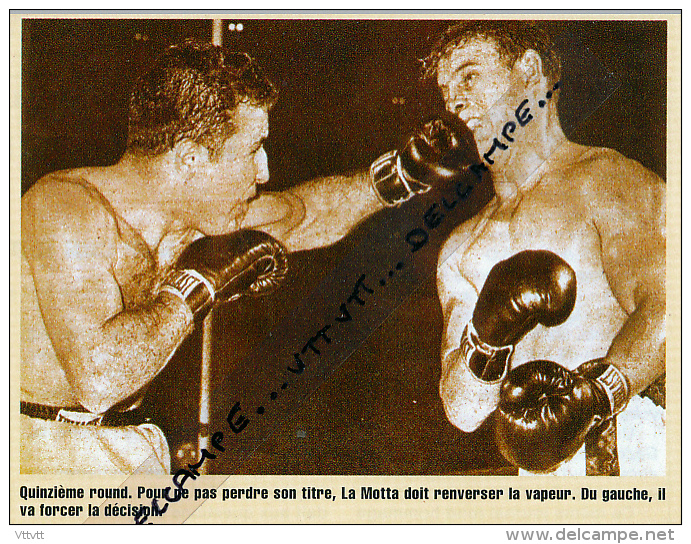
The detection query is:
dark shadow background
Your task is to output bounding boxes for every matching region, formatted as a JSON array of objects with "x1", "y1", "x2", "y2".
[{"x1": 21, "y1": 18, "x2": 667, "y2": 475}]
